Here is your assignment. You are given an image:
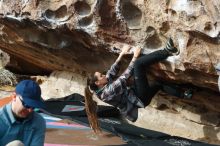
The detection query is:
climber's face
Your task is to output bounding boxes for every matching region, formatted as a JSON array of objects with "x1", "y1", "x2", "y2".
[{"x1": 94, "y1": 72, "x2": 108, "y2": 87}]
